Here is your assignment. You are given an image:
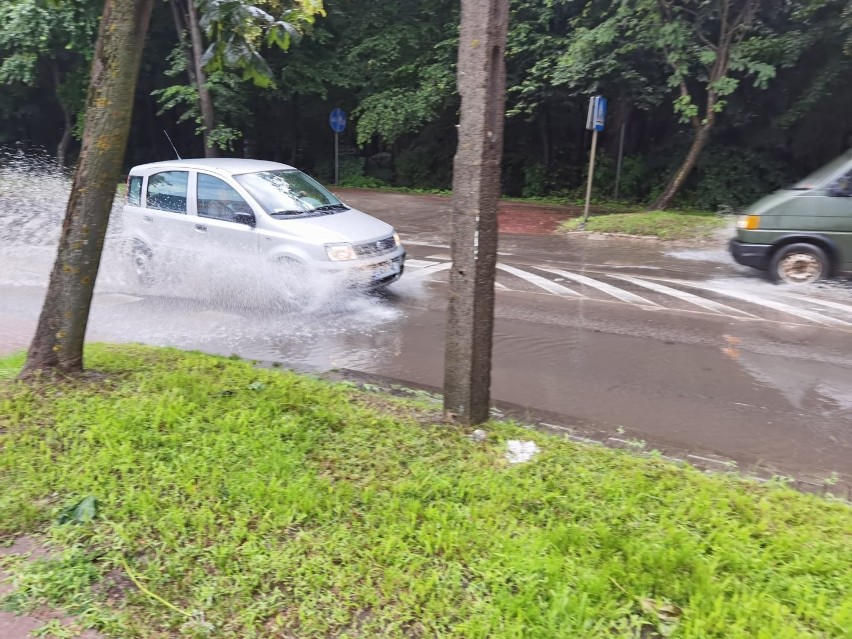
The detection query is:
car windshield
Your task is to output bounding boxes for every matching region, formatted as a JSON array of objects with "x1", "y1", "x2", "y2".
[
  {"x1": 234, "y1": 169, "x2": 348, "y2": 216},
  {"x1": 791, "y1": 151, "x2": 852, "y2": 190}
]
